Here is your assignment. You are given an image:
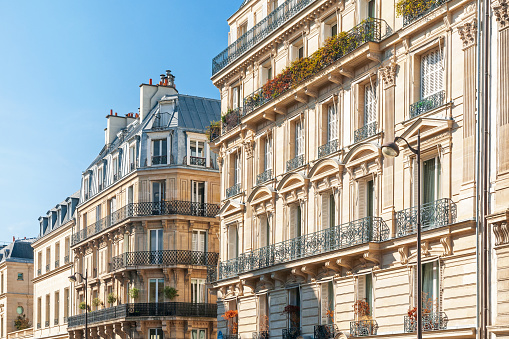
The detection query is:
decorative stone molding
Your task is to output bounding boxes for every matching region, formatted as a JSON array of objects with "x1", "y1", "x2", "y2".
[
  {"x1": 399, "y1": 246, "x2": 409, "y2": 265},
  {"x1": 458, "y1": 19, "x2": 477, "y2": 49},
  {"x1": 421, "y1": 241, "x2": 430, "y2": 256},
  {"x1": 440, "y1": 235, "x2": 453, "y2": 256},
  {"x1": 363, "y1": 251, "x2": 381, "y2": 266},
  {"x1": 493, "y1": 221, "x2": 509, "y2": 246},
  {"x1": 242, "y1": 136, "x2": 255, "y2": 159},
  {"x1": 336, "y1": 257, "x2": 352, "y2": 271},
  {"x1": 379, "y1": 62, "x2": 397, "y2": 89},
  {"x1": 494, "y1": 0, "x2": 509, "y2": 30}
]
